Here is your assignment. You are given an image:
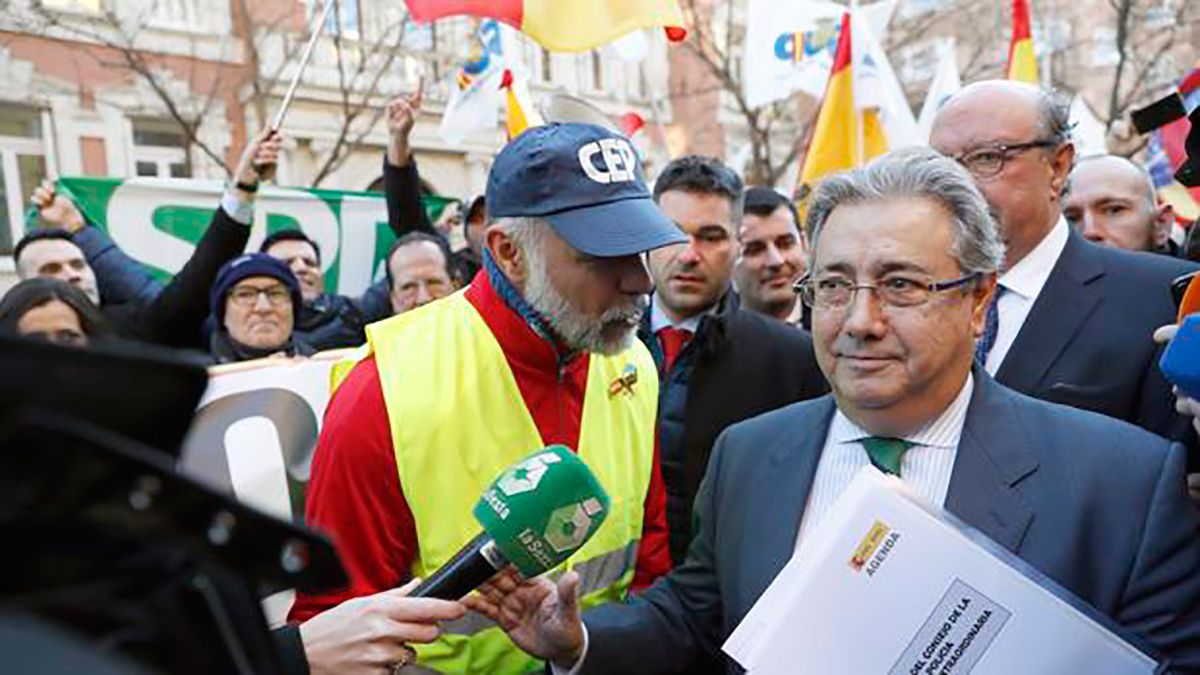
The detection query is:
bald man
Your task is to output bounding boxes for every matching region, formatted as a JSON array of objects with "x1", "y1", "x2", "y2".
[
  {"x1": 1063, "y1": 155, "x2": 1176, "y2": 254},
  {"x1": 930, "y1": 80, "x2": 1197, "y2": 449}
]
